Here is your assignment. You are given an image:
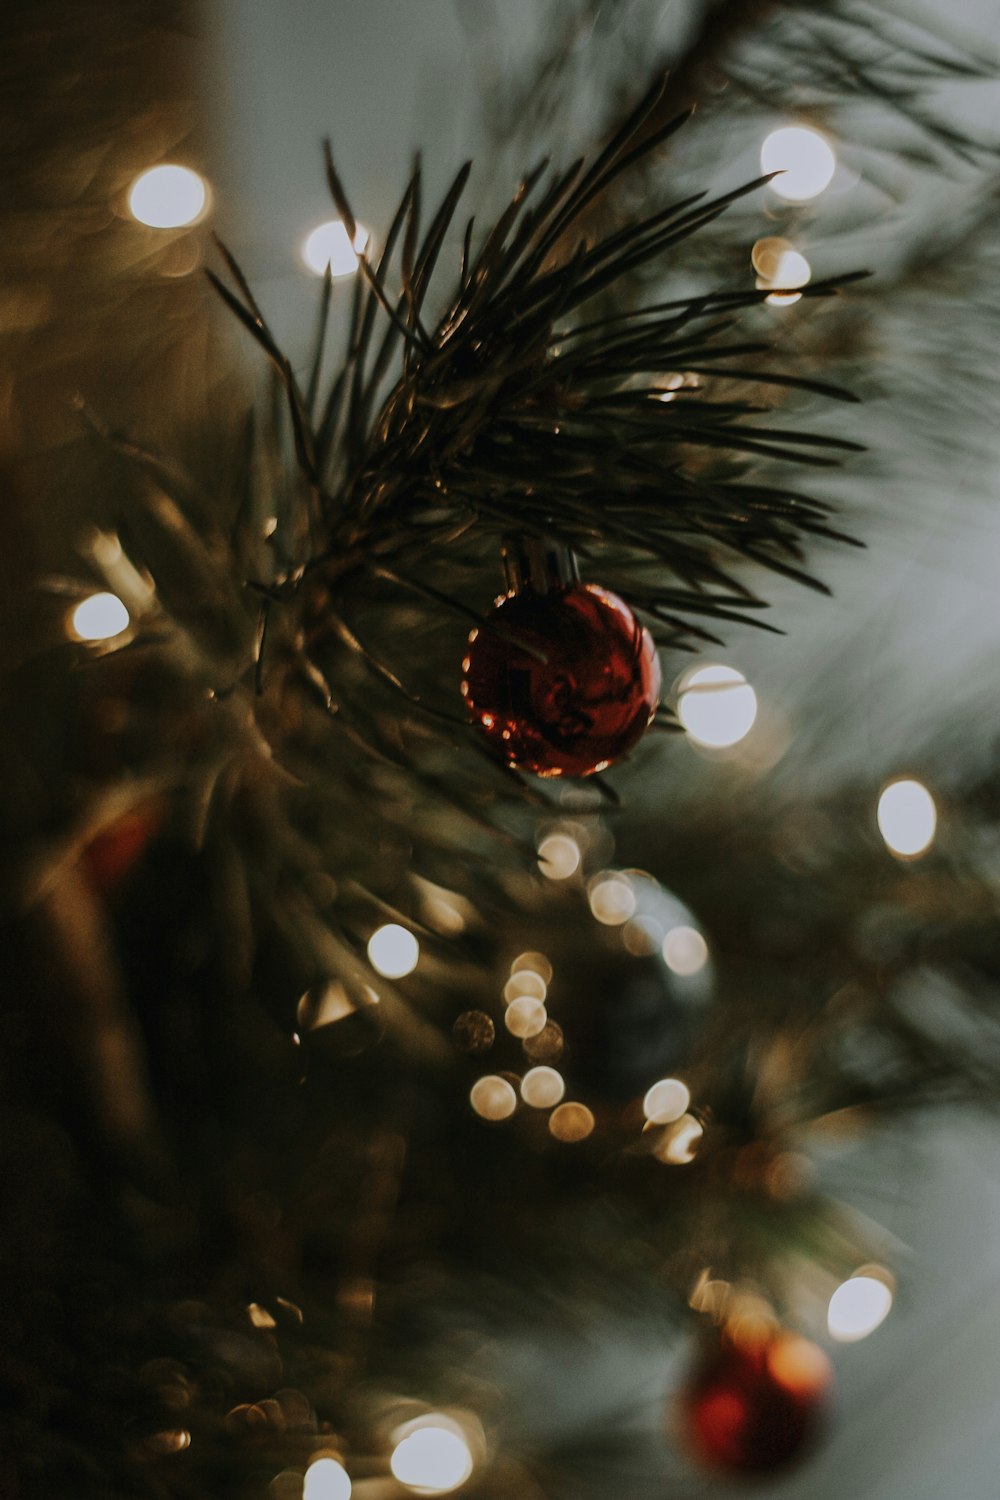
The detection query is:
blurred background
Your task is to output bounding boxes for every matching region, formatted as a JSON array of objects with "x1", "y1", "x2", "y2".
[{"x1": 4, "y1": 3, "x2": 1000, "y2": 1498}]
